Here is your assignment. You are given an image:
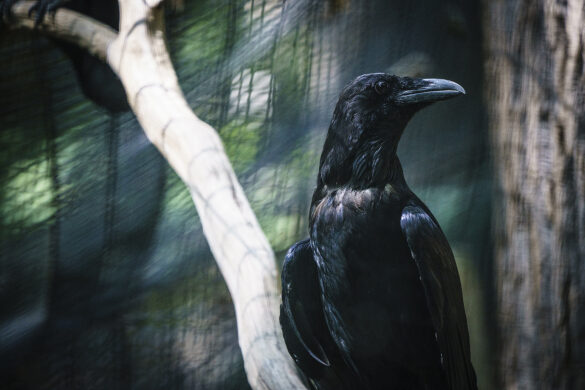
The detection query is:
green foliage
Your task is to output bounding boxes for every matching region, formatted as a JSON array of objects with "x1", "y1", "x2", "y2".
[
  {"x1": 219, "y1": 118, "x2": 262, "y2": 173},
  {"x1": 0, "y1": 157, "x2": 55, "y2": 232}
]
